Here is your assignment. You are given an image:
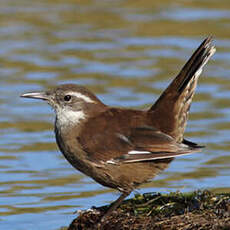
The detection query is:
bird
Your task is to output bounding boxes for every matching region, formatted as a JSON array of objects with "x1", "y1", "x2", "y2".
[{"x1": 21, "y1": 36, "x2": 215, "y2": 222}]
